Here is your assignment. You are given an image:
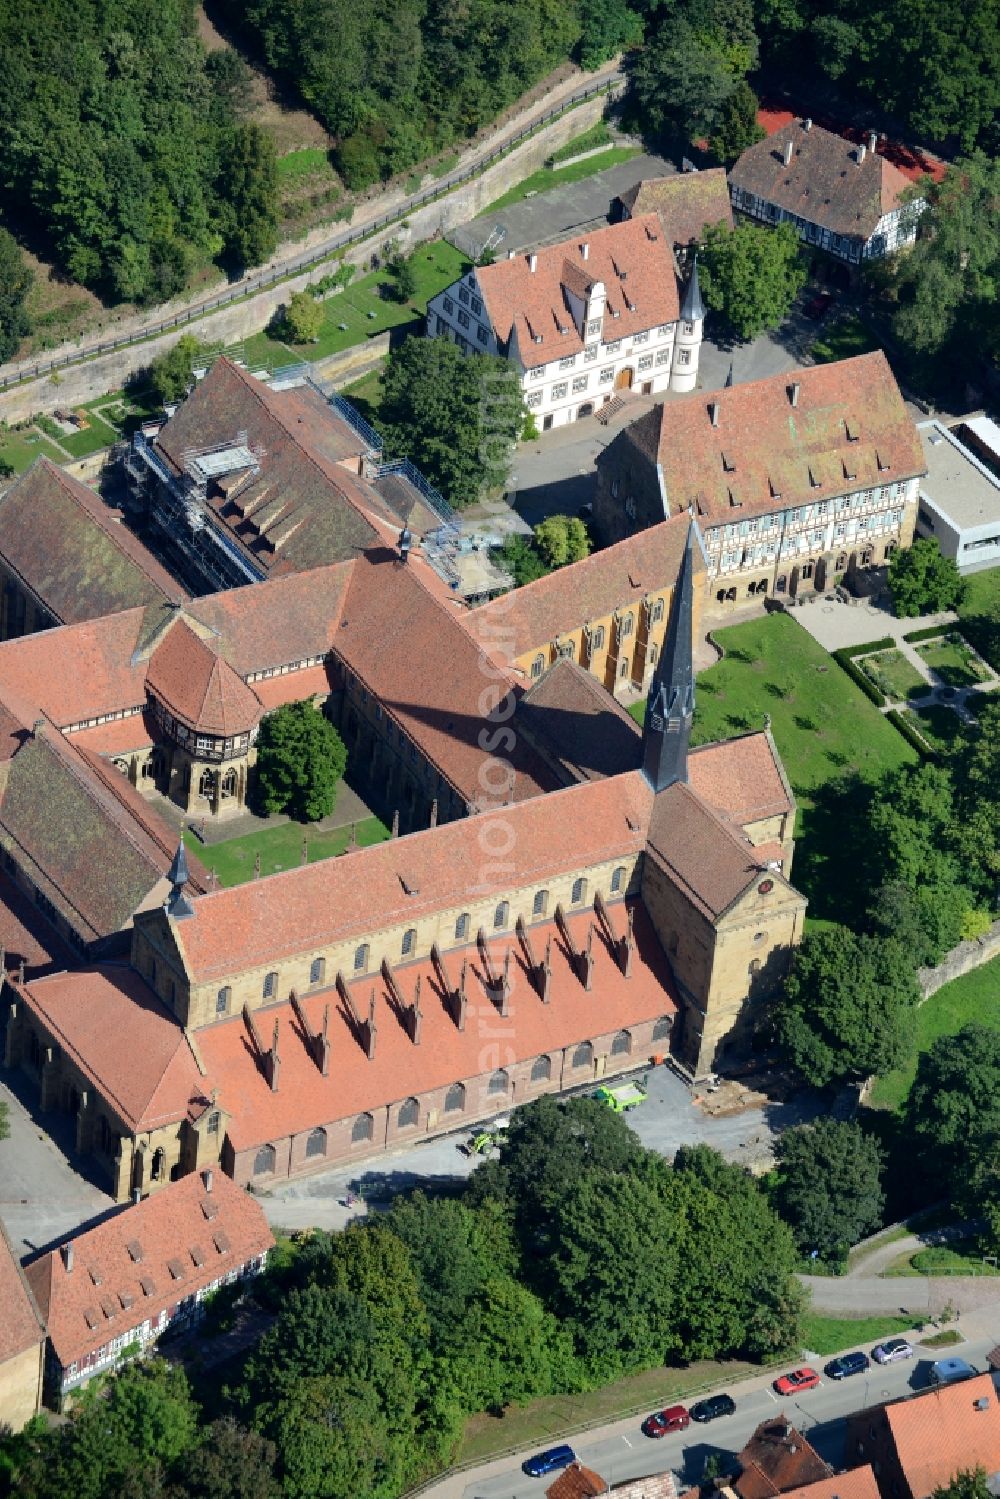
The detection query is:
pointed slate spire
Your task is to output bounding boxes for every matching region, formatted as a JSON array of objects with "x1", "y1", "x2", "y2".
[
  {"x1": 165, "y1": 836, "x2": 195, "y2": 920},
  {"x1": 725, "y1": 360, "x2": 734, "y2": 388},
  {"x1": 167, "y1": 838, "x2": 190, "y2": 890},
  {"x1": 680, "y1": 254, "x2": 706, "y2": 323},
  {"x1": 642, "y1": 523, "x2": 697, "y2": 793}
]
